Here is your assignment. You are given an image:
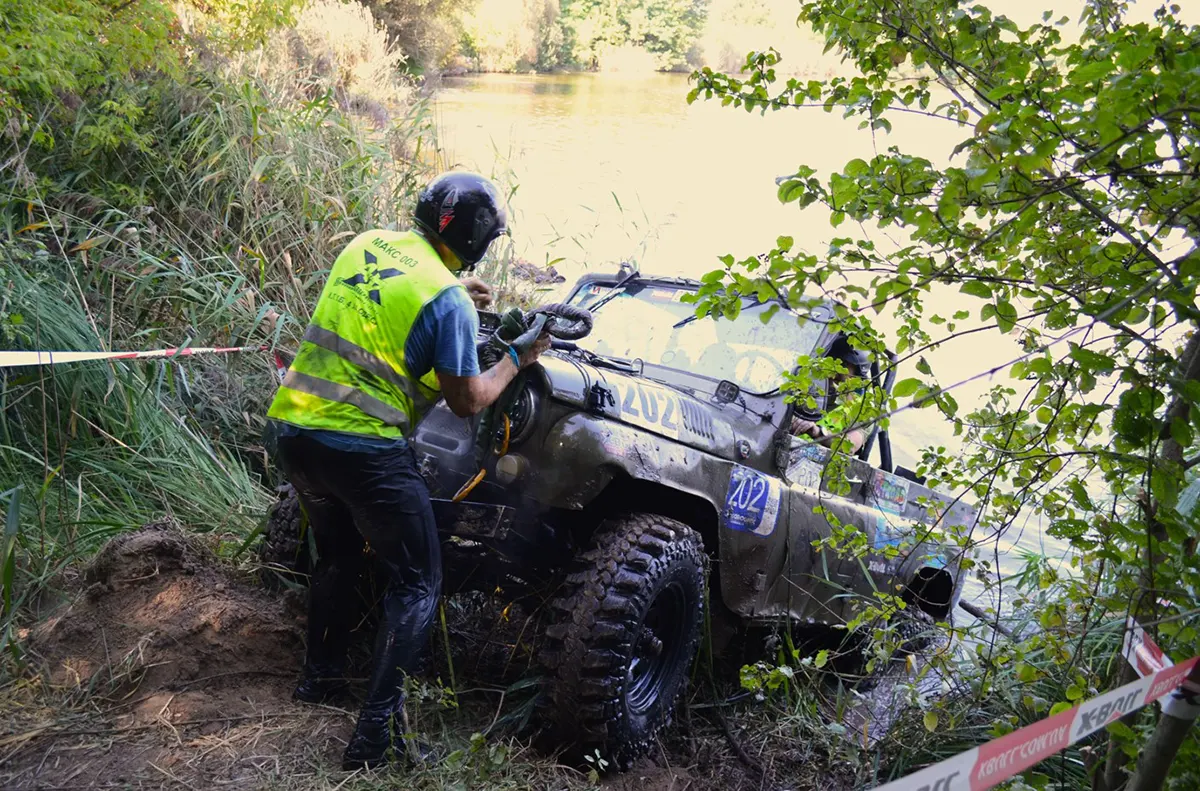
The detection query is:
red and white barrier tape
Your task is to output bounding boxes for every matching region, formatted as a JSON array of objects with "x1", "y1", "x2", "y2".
[
  {"x1": 873, "y1": 622, "x2": 1199, "y2": 791},
  {"x1": 1123, "y1": 616, "x2": 1200, "y2": 720},
  {"x1": 0, "y1": 346, "x2": 267, "y2": 368}
]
